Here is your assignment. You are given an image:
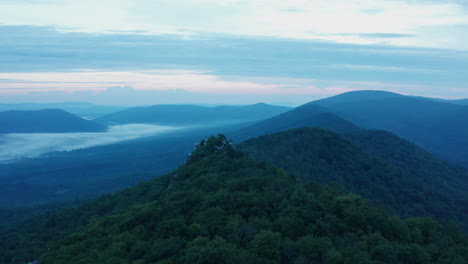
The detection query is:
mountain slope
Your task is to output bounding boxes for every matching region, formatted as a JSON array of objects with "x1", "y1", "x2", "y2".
[
  {"x1": 342, "y1": 130, "x2": 468, "y2": 195},
  {"x1": 233, "y1": 104, "x2": 359, "y2": 141},
  {"x1": 238, "y1": 128, "x2": 468, "y2": 229},
  {"x1": 309, "y1": 90, "x2": 468, "y2": 167},
  {"x1": 0, "y1": 109, "x2": 107, "y2": 133},
  {"x1": 1, "y1": 135, "x2": 466, "y2": 264},
  {"x1": 95, "y1": 103, "x2": 291, "y2": 126}
]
